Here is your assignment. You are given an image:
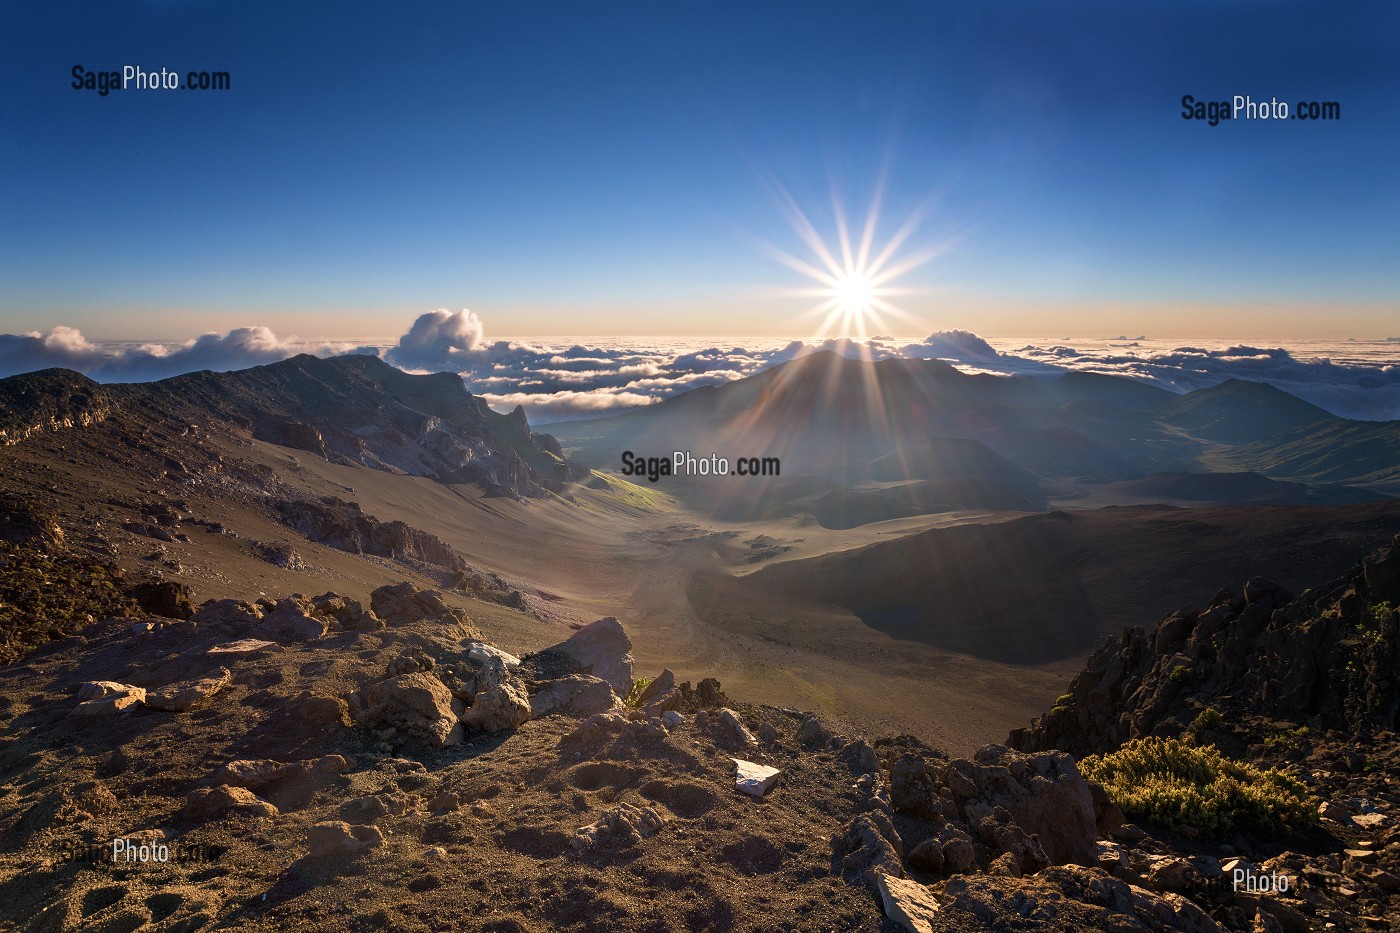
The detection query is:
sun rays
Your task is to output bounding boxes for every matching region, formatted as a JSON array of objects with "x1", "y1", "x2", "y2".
[{"x1": 756, "y1": 171, "x2": 949, "y2": 345}]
